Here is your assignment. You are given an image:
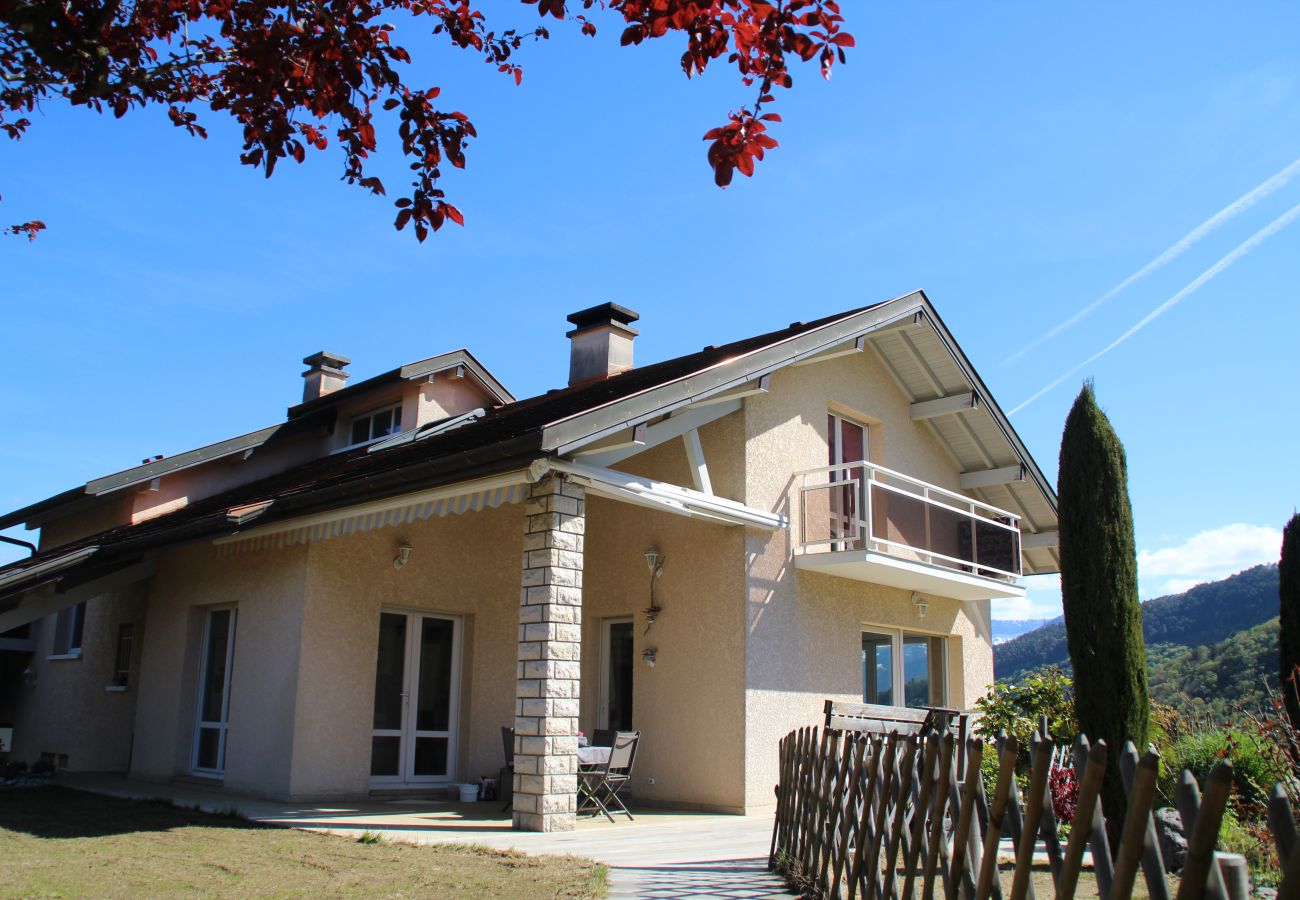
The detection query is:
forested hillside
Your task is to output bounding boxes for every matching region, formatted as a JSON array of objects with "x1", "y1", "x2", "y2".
[
  {"x1": 994, "y1": 563, "x2": 1280, "y2": 683},
  {"x1": 1147, "y1": 617, "x2": 1280, "y2": 718}
]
